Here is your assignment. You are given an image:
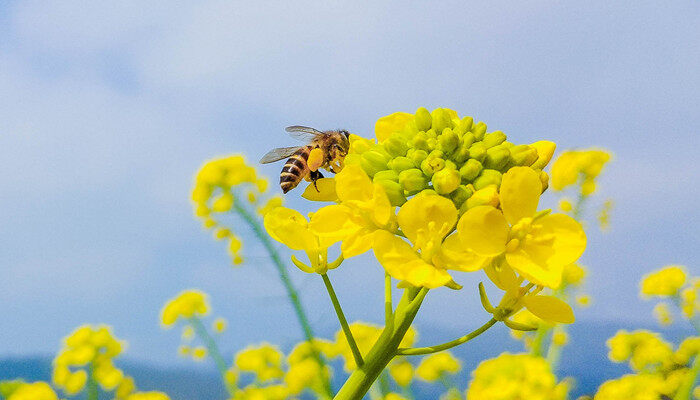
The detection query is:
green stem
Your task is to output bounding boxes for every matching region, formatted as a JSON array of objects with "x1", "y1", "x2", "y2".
[
  {"x1": 234, "y1": 201, "x2": 334, "y2": 397},
  {"x1": 378, "y1": 371, "x2": 391, "y2": 396},
  {"x1": 546, "y1": 325, "x2": 565, "y2": 371},
  {"x1": 396, "y1": 318, "x2": 497, "y2": 356},
  {"x1": 87, "y1": 362, "x2": 98, "y2": 400},
  {"x1": 334, "y1": 288, "x2": 428, "y2": 400},
  {"x1": 189, "y1": 317, "x2": 235, "y2": 395},
  {"x1": 322, "y1": 273, "x2": 364, "y2": 368},
  {"x1": 530, "y1": 324, "x2": 550, "y2": 357},
  {"x1": 674, "y1": 354, "x2": 699, "y2": 400}
]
